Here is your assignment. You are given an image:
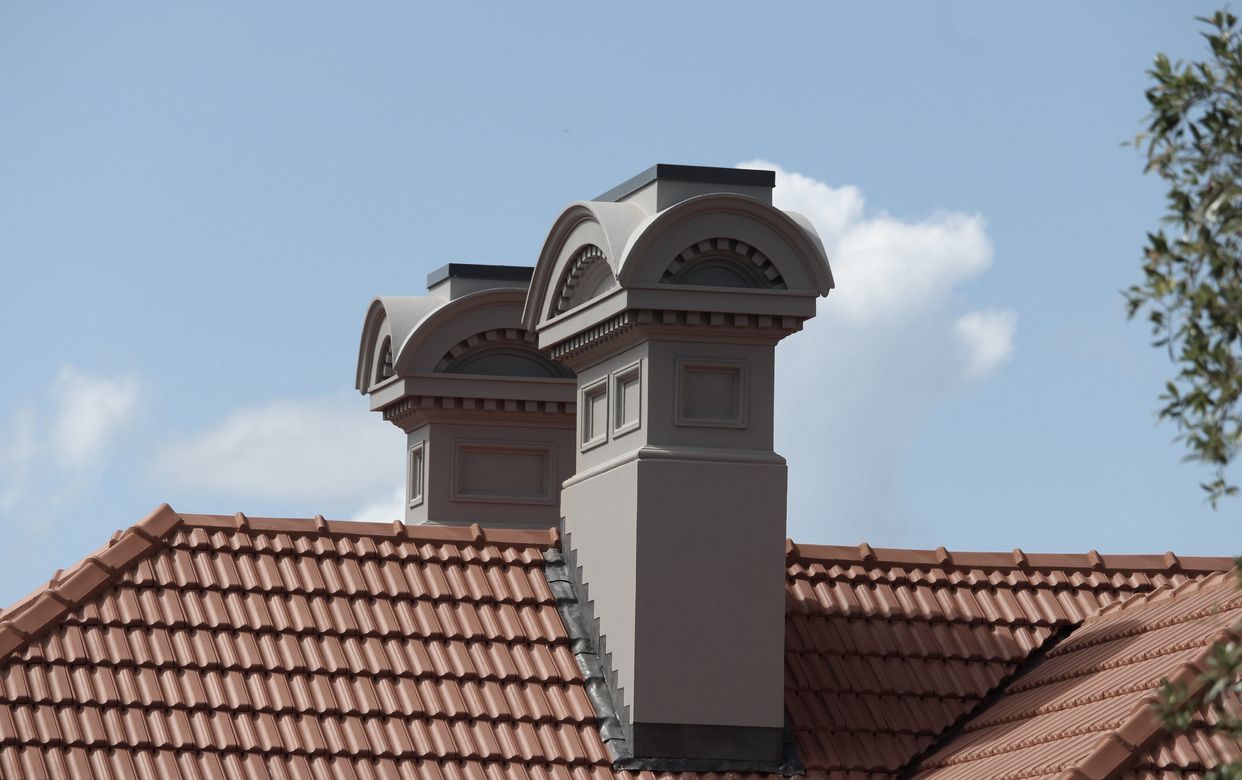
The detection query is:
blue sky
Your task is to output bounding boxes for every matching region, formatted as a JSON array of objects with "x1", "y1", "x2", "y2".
[{"x1": 1, "y1": 3, "x2": 1238, "y2": 605}]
